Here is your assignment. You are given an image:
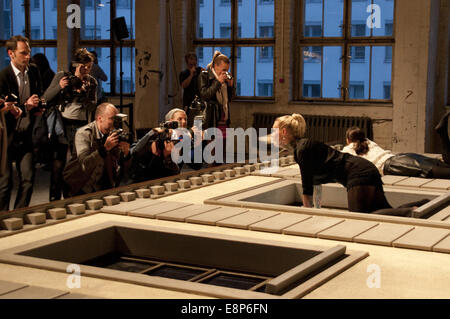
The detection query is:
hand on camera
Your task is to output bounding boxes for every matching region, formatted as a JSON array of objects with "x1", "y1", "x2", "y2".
[
  {"x1": 25, "y1": 94, "x2": 40, "y2": 110},
  {"x1": 104, "y1": 132, "x2": 119, "y2": 151},
  {"x1": 59, "y1": 77, "x2": 69, "y2": 89}
]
